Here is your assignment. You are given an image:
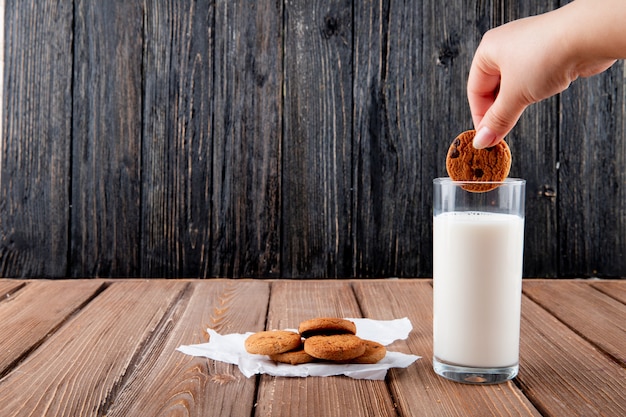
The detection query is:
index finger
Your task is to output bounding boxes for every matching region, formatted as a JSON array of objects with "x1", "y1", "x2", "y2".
[{"x1": 467, "y1": 57, "x2": 501, "y2": 129}]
